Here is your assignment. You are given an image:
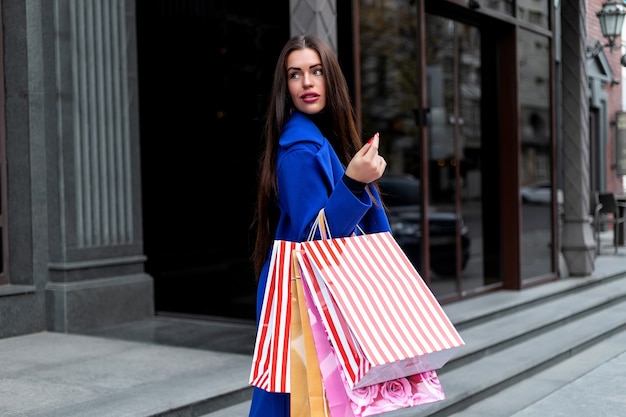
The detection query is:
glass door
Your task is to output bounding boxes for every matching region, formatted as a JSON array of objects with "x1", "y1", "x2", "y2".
[
  {"x1": 423, "y1": 15, "x2": 484, "y2": 299},
  {"x1": 359, "y1": 3, "x2": 486, "y2": 300}
]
